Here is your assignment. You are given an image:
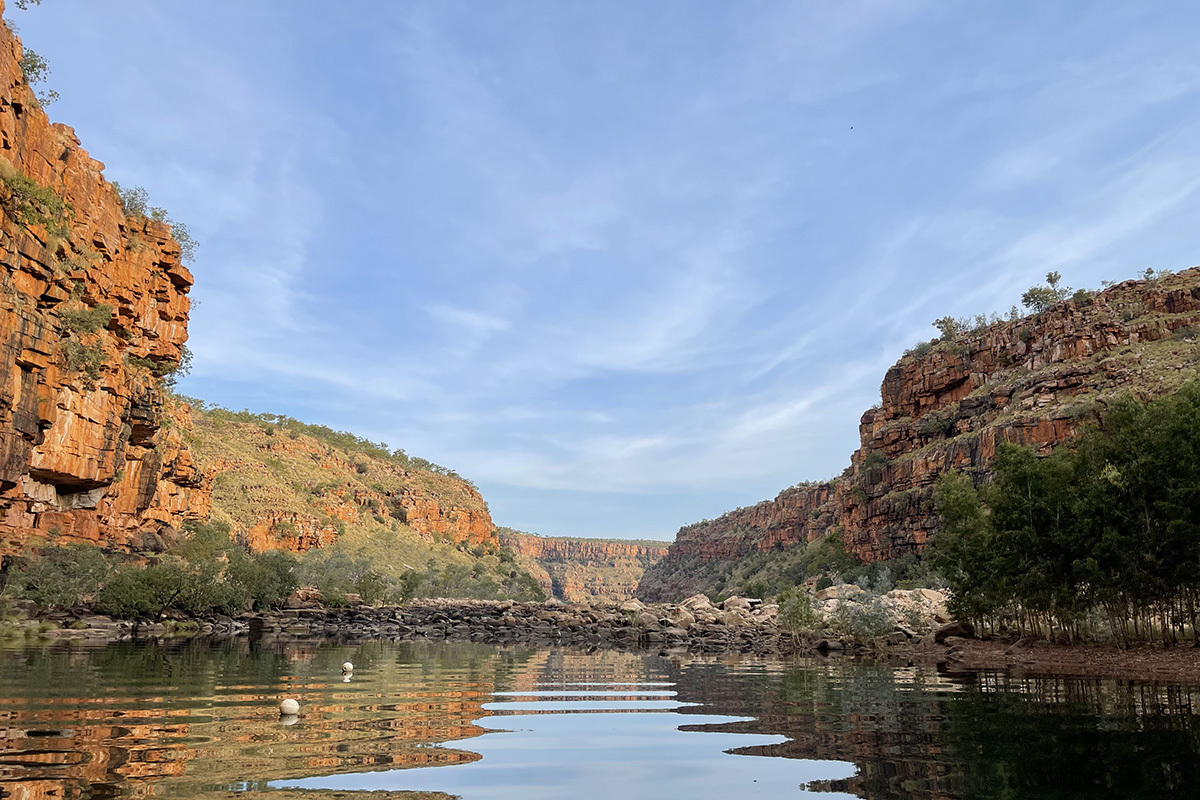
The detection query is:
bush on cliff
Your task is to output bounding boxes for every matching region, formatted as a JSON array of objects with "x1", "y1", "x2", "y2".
[{"x1": 931, "y1": 380, "x2": 1200, "y2": 644}]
